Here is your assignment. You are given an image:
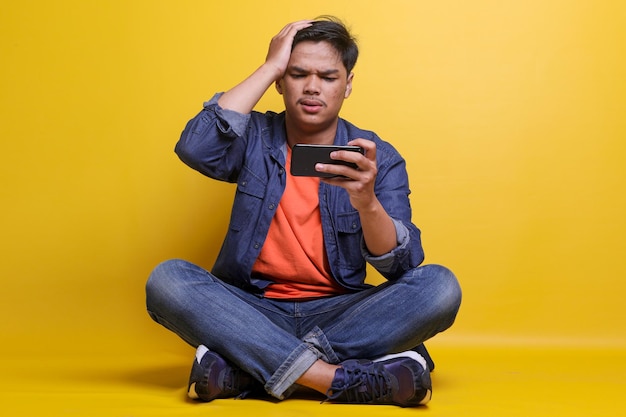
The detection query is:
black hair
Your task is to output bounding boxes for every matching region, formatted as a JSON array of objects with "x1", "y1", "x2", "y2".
[{"x1": 292, "y1": 16, "x2": 359, "y2": 74}]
